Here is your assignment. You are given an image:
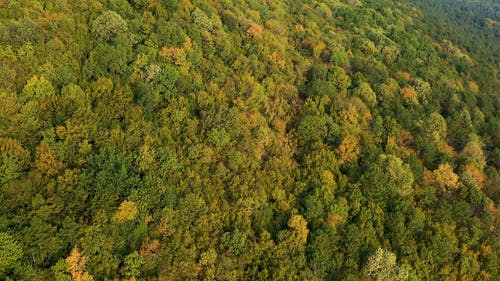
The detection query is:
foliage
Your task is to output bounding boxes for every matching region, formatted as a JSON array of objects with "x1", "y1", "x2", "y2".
[{"x1": 0, "y1": 0, "x2": 498, "y2": 280}]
